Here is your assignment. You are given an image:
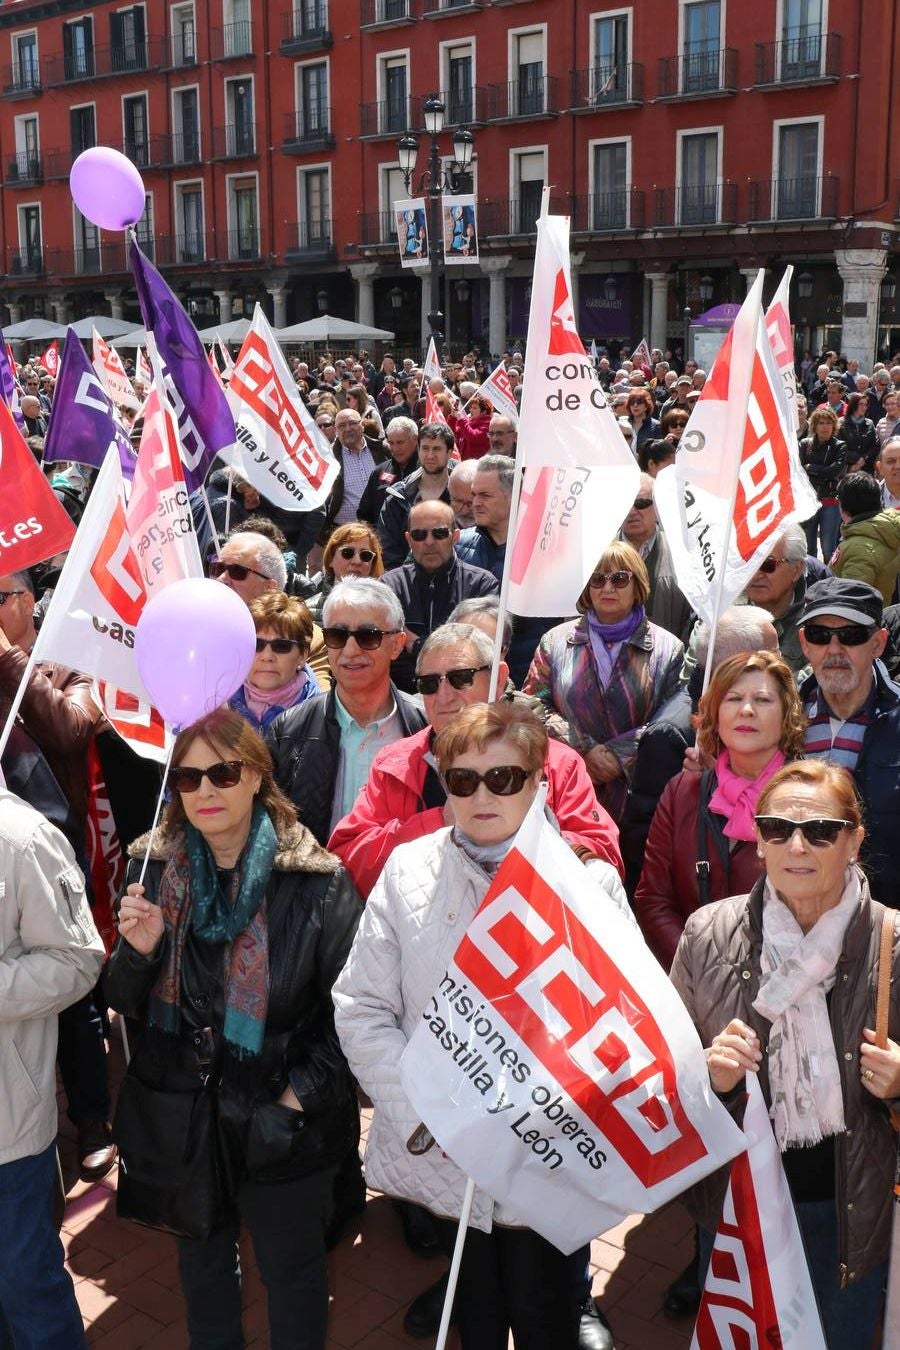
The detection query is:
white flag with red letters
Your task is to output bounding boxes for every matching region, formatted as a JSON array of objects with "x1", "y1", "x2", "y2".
[
  {"x1": 692, "y1": 1074, "x2": 826, "y2": 1349},
  {"x1": 92, "y1": 328, "x2": 141, "y2": 412},
  {"x1": 222, "y1": 303, "x2": 338, "y2": 511},
  {"x1": 765, "y1": 267, "x2": 802, "y2": 431},
  {"x1": 471, "y1": 364, "x2": 519, "y2": 422},
  {"x1": 422, "y1": 336, "x2": 442, "y2": 387},
  {"x1": 399, "y1": 790, "x2": 745, "y2": 1254},
  {"x1": 654, "y1": 271, "x2": 817, "y2": 627},
  {"x1": 506, "y1": 211, "x2": 640, "y2": 617}
]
